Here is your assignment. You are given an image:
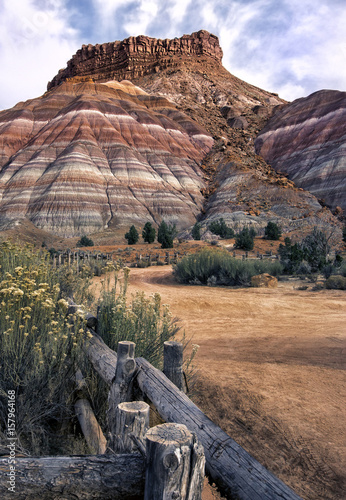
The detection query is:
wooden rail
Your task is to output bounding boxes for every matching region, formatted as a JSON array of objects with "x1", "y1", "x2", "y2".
[
  {"x1": 82, "y1": 327, "x2": 302, "y2": 499},
  {"x1": 0, "y1": 454, "x2": 145, "y2": 499},
  {"x1": 50, "y1": 249, "x2": 113, "y2": 270},
  {"x1": 0, "y1": 316, "x2": 303, "y2": 499}
]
